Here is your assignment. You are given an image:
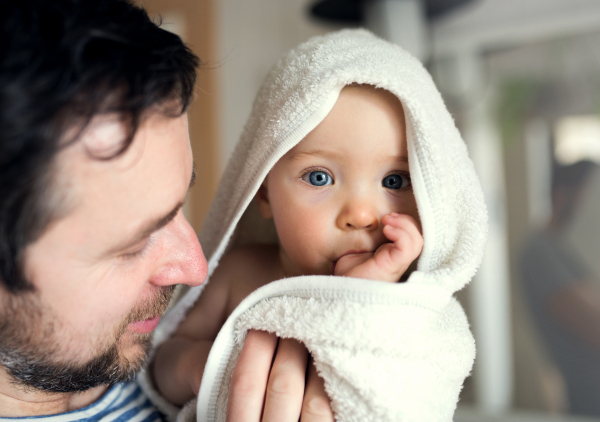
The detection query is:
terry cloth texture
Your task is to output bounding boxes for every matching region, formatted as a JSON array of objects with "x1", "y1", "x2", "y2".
[{"x1": 139, "y1": 28, "x2": 488, "y2": 422}]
